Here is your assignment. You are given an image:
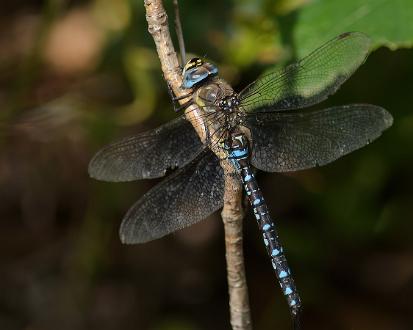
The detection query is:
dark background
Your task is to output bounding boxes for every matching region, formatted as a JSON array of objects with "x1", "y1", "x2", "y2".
[{"x1": 1, "y1": 1, "x2": 412, "y2": 329}]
